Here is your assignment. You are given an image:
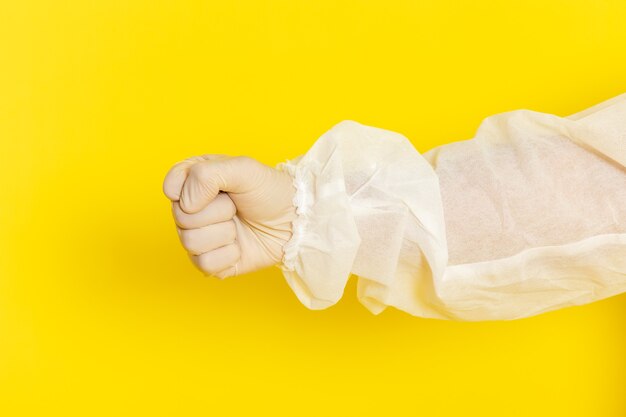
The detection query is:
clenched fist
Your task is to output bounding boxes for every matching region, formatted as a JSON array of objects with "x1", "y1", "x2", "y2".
[{"x1": 163, "y1": 154, "x2": 297, "y2": 279}]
